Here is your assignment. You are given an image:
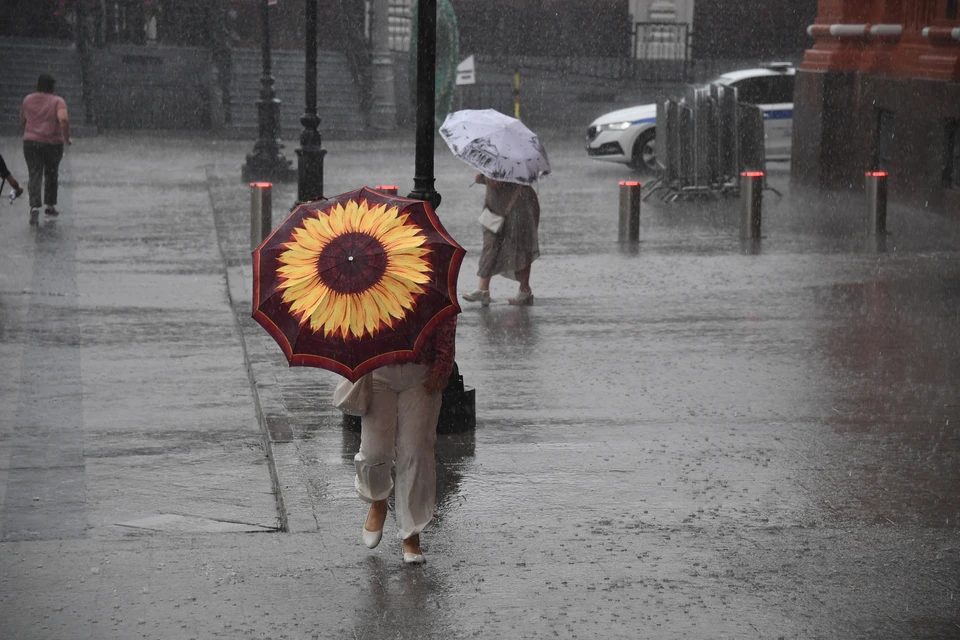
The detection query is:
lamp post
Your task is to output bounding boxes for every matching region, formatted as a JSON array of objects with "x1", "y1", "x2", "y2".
[
  {"x1": 295, "y1": 0, "x2": 326, "y2": 204},
  {"x1": 412, "y1": 0, "x2": 475, "y2": 433},
  {"x1": 406, "y1": 0, "x2": 441, "y2": 210},
  {"x1": 341, "y1": 0, "x2": 475, "y2": 434},
  {"x1": 242, "y1": 0, "x2": 294, "y2": 183}
]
